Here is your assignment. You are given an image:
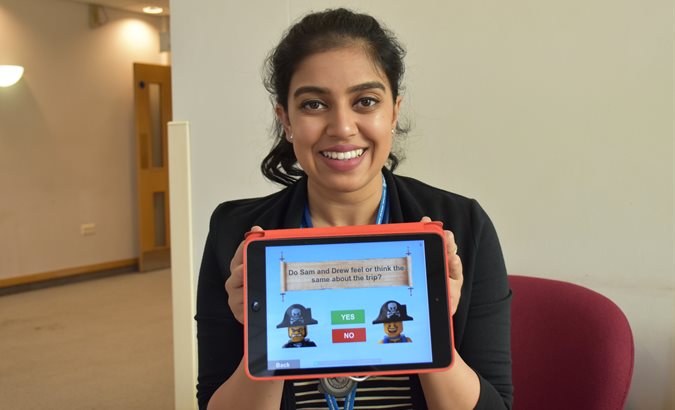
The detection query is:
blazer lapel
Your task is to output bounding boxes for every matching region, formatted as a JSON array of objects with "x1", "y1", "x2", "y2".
[
  {"x1": 250, "y1": 177, "x2": 307, "y2": 230},
  {"x1": 383, "y1": 168, "x2": 425, "y2": 223}
]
